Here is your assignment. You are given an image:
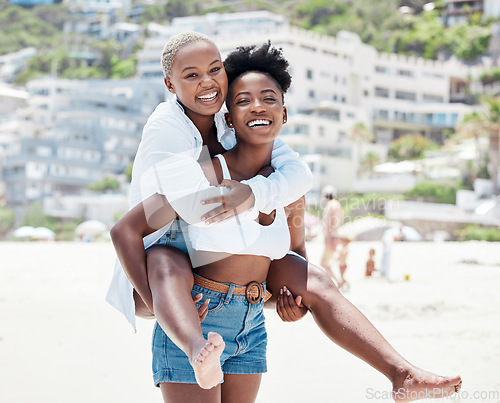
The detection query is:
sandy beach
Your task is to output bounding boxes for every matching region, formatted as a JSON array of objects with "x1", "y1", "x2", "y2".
[{"x1": 1, "y1": 239, "x2": 499, "y2": 402}]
